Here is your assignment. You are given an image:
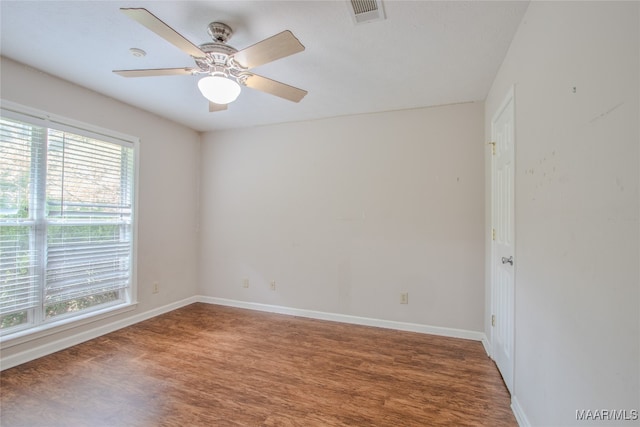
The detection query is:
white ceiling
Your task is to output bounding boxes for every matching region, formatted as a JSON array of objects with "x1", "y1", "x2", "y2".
[{"x1": 0, "y1": 1, "x2": 529, "y2": 132}]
